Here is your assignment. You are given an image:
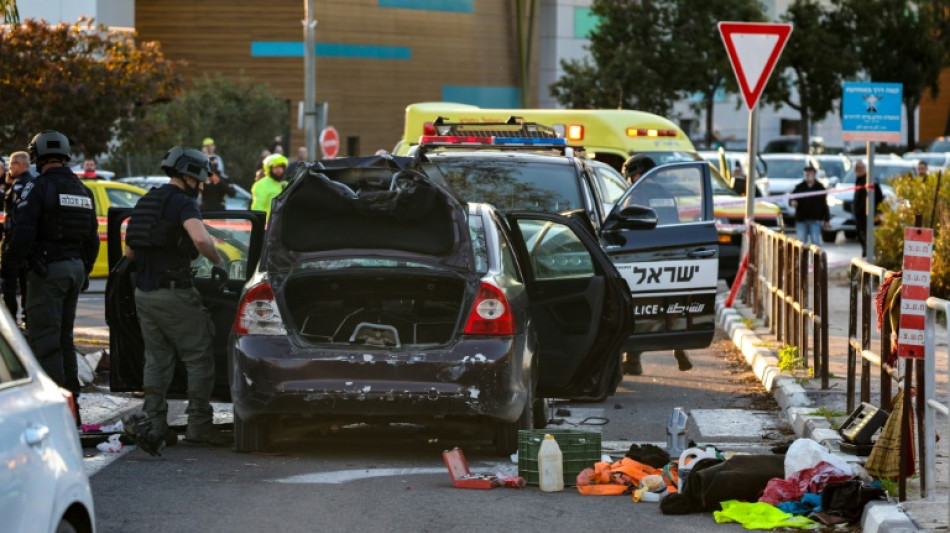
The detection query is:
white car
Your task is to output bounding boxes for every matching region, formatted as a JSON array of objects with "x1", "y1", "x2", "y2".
[
  {"x1": 119, "y1": 175, "x2": 252, "y2": 210},
  {"x1": 0, "y1": 308, "x2": 96, "y2": 533},
  {"x1": 902, "y1": 151, "x2": 950, "y2": 171},
  {"x1": 823, "y1": 158, "x2": 907, "y2": 242},
  {"x1": 697, "y1": 150, "x2": 770, "y2": 196}
]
